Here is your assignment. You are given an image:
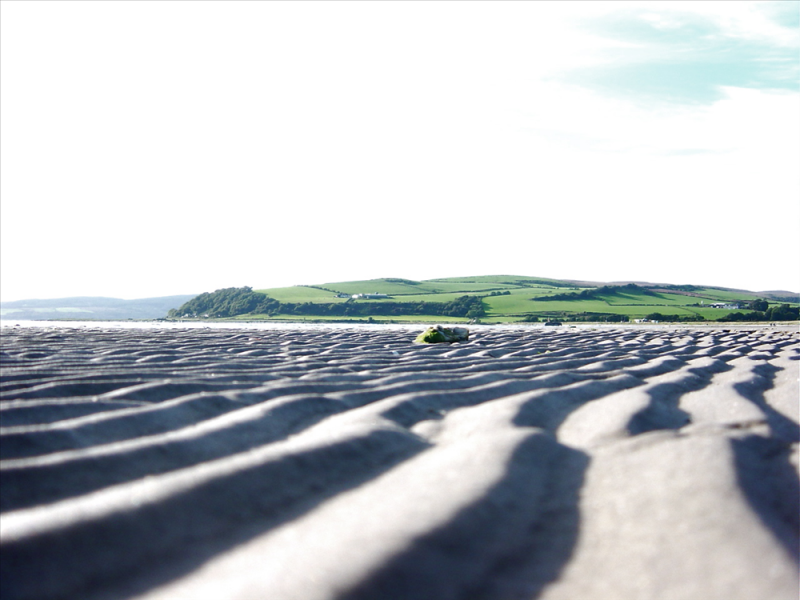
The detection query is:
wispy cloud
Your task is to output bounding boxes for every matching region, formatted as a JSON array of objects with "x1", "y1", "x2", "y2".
[{"x1": 559, "y1": 2, "x2": 799, "y2": 105}]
